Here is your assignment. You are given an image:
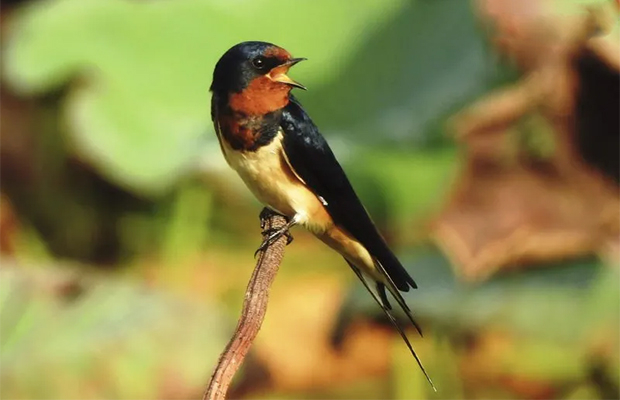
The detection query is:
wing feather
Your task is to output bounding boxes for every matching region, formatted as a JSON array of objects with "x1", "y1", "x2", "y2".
[{"x1": 280, "y1": 97, "x2": 416, "y2": 291}]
